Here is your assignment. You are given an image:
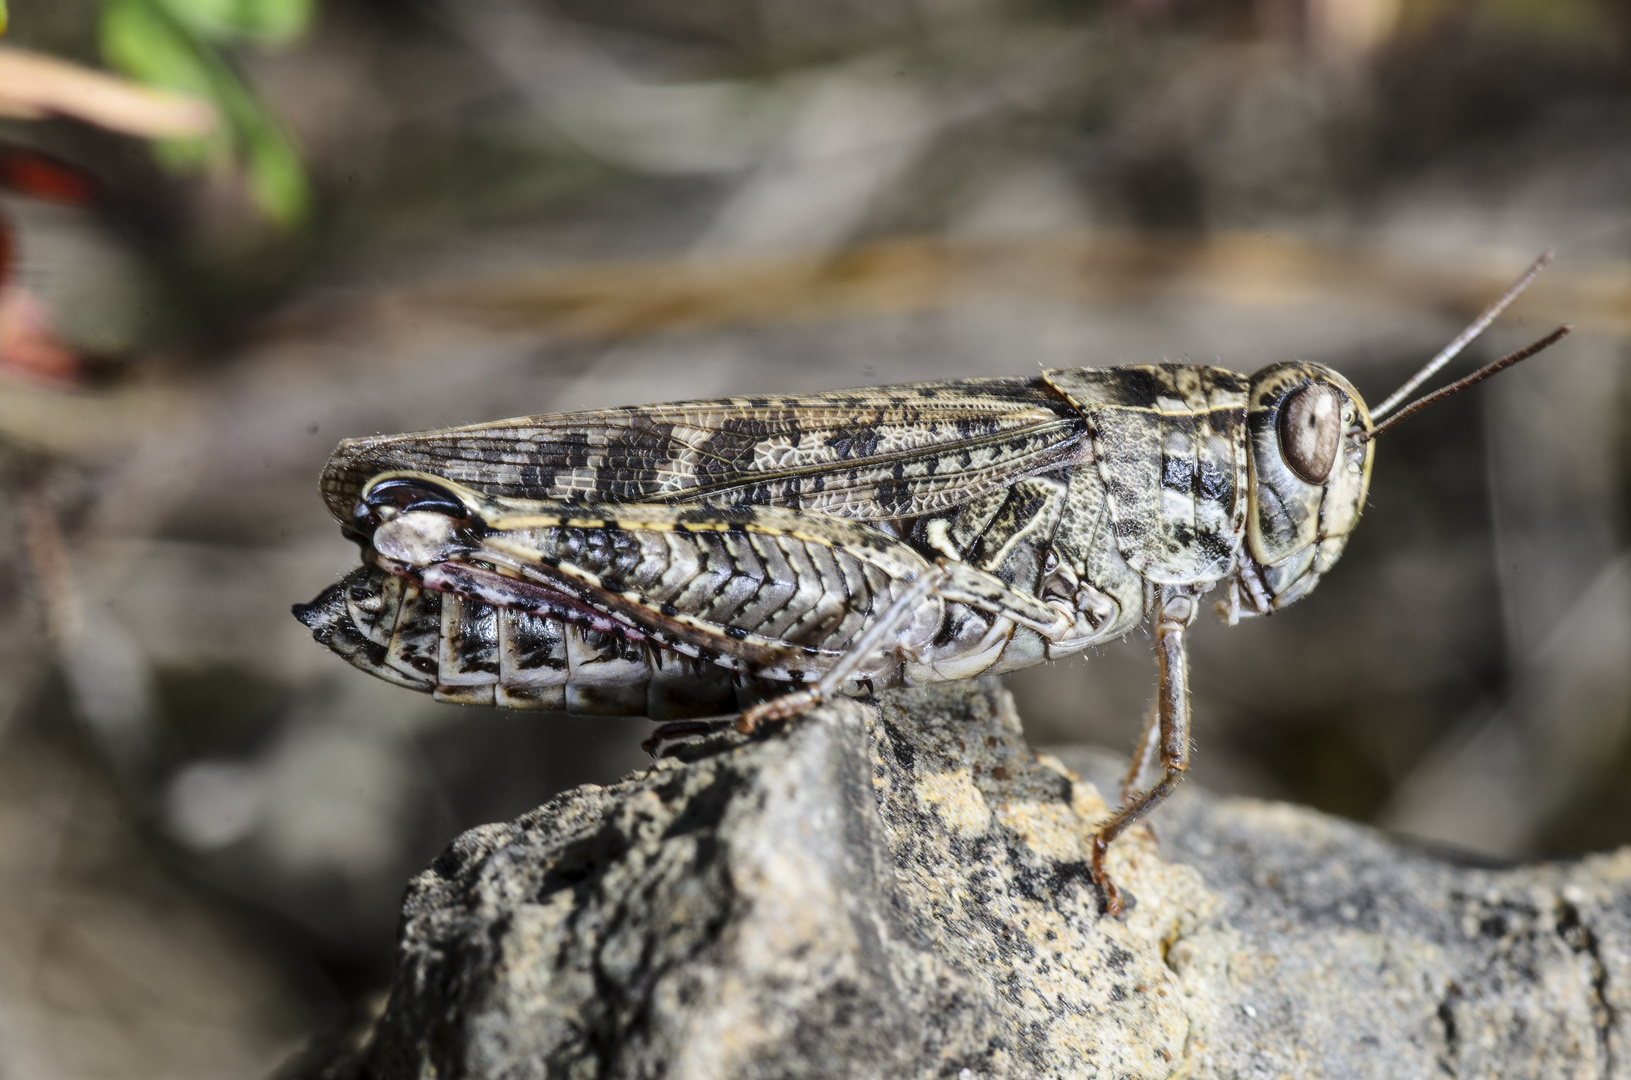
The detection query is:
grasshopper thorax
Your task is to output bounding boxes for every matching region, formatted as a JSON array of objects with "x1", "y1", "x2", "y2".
[{"x1": 1237, "y1": 361, "x2": 1375, "y2": 613}]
